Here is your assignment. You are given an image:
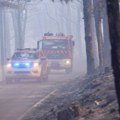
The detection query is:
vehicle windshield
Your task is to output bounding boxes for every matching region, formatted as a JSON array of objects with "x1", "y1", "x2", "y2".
[
  {"x1": 12, "y1": 52, "x2": 38, "y2": 60},
  {"x1": 42, "y1": 39, "x2": 68, "y2": 49}
]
